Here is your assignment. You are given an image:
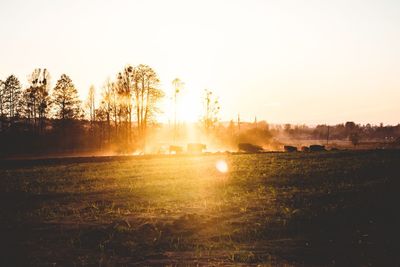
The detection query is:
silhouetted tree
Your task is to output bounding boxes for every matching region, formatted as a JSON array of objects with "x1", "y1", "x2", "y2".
[
  {"x1": 349, "y1": 132, "x2": 360, "y2": 147},
  {"x1": 86, "y1": 85, "x2": 96, "y2": 125},
  {"x1": 345, "y1": 121, "x2": 356, "y2": 136},
  {"x1": 116, "y1": 66, "x2": 135, "y2": 141},
  {"x1": 0, "y1": 80, "x2": 4, "y2": 118},
  {"x1": 284, "y1": 123, "x2": 292, "y2": 135},
  {"x1": 22, "y1": 68, "x2": 51, "y2": 132},
  {"x1": 97, "y1": 78, "x2": 119, "y2": 131},
  {"x1": 97, "y1": 78, "x2": 115, "y2": 140},
  {"x1": 94, "y1": 65, "x2": 164, "y2": 152},
  {"x1": 133, "y1": 64, "x2": 164, "y2": 145},
  {"x1": 52, "y1": 74, "x2": 81, "y2": 120},
  {"x1": 172, "y1": 77, "x2": 184, "y2": 142},
  {"x1": 0, "y1": 80, "x2": 4, "y2": 131},
  {"x1": 3, "y1": 75, "x2": 22, "y2": 122},
  {"x1": 201, "y1": 89, "x2": 220, "y2": 133}
]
